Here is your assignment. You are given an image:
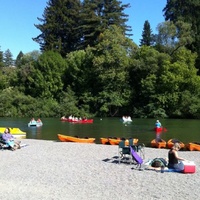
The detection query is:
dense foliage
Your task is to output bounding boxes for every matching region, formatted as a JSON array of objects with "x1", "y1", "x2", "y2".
[{"x1": 0, "y1": 0, "x2": 200, "y2": 118}]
